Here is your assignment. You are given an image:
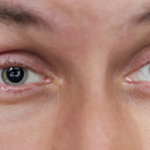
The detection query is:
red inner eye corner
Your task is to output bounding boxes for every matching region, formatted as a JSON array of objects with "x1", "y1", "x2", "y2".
[{"x1": 125, "y1": 75, "x2": 135, "y2": 83}]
